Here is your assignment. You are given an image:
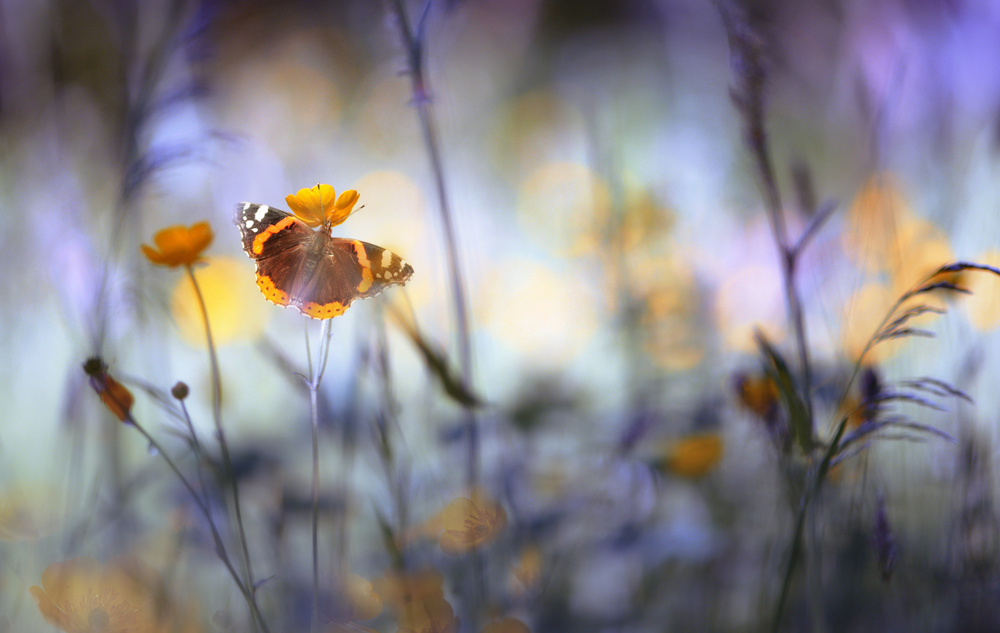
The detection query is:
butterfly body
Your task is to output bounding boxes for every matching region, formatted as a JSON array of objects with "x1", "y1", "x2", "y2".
[{"x1": 235, "y1": 202, "x2": 413, "y2": 319}]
